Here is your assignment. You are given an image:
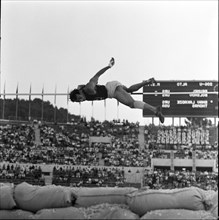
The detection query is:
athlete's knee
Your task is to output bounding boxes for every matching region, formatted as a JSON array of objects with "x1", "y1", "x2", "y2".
[
  {"x1": 133, "y1": 101, "x2": 145, "y2": 109},
  {"x1": 125, "y1": 100, "x2": 145, "y2": 109}
]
